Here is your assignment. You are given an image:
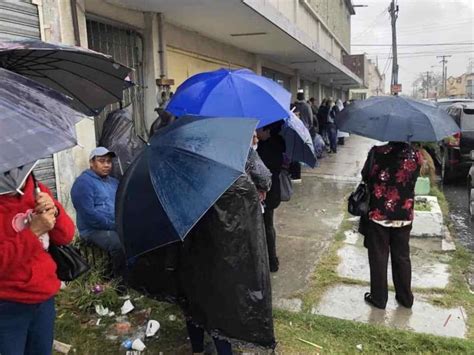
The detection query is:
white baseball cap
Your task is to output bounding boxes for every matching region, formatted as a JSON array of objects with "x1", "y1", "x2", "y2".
[{"x1": 89, "y1": 147, "x2": 116, "y2": 160}]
